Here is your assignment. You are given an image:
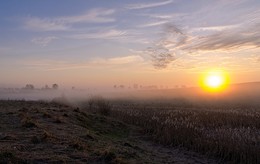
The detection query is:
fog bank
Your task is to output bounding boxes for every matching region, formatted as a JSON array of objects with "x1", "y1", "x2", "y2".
[{"x1": 1, "y1": 82, "x2": 260, "y2": 107}]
